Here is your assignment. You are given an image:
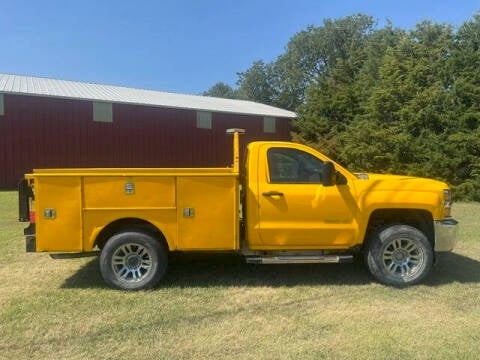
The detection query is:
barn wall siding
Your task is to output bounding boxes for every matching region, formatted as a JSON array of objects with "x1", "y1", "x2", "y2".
[{"x1": 0, "y1": 94, "x2": 292, "y2": 188}]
